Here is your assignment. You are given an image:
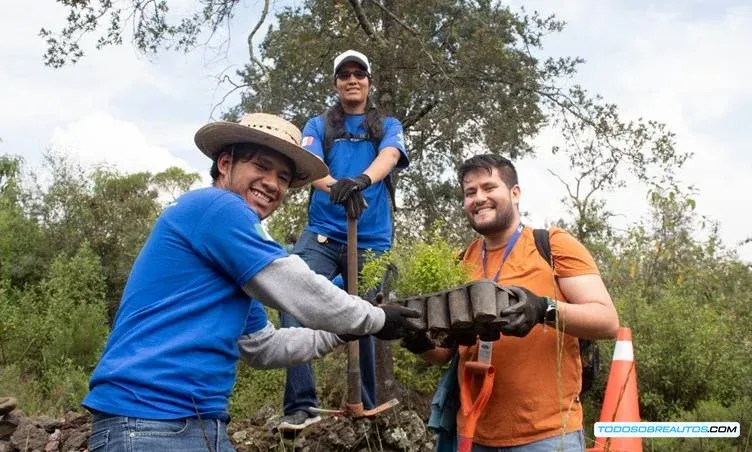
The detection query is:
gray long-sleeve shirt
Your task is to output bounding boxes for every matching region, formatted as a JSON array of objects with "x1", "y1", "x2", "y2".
[{"x1": 238, "y1": 254, "x2": 384, "y2": 368}]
